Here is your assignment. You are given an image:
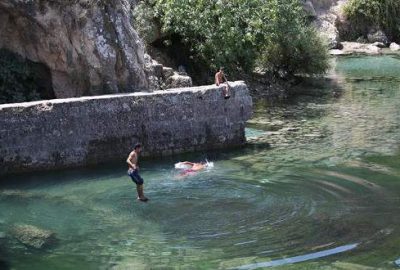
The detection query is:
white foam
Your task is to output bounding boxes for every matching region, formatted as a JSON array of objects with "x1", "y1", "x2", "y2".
[
  {"x1": 174, "y1": 161, "x2": 214, "y2": 169},
  {"x1": 174, "y1": 162, "x2": 192, "y2": 169}
]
